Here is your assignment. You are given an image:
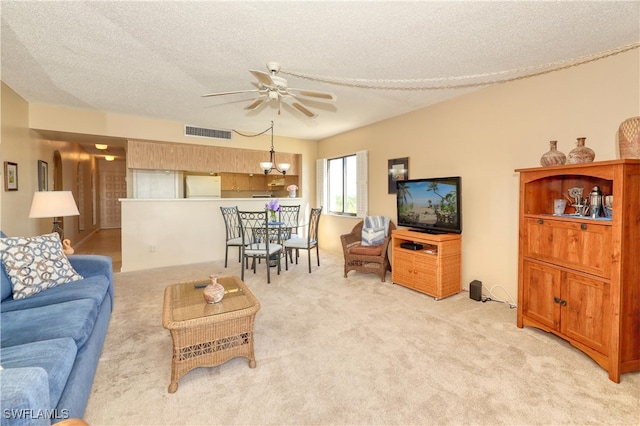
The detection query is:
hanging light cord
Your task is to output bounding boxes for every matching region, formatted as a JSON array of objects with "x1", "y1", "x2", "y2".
[
  {"x1": 280, "y1": 42, "x2": 639, "y2": 91},
  {"x1": 232, "y1": 121, "x2": 273, "y2": 139}
]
